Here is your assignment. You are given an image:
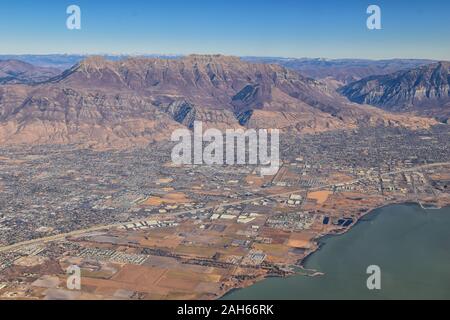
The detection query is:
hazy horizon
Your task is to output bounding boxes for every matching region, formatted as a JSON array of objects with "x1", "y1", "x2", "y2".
[{"x1": 0, "y1": 53, "x2": 445, "y2": 62}]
